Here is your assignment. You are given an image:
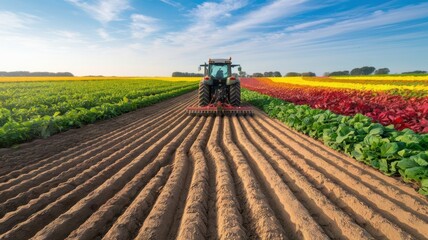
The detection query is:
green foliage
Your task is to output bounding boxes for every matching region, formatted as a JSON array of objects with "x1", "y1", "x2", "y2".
[
  {"x1": 0, "y1": 79, "x2": 197, "y2": 147},
  {"x1": 285, "y1": 72, "x2": 301, "y2": 77},
  {"x1": 328, "y1": 71, "x2": 350, "y2": 76},
  {"x1": 401, "y1": 70, "x2": 427, "y2": 75},
  {"x1": 242, "y1": 89, "x2": 428, "y2": 195},
  {"x1": 387, "y1": 89, "x2": 428, "y2": 99},
  {"x1": 252, "y1": 73, "x2": 263, "y2": 77},
  {"x1": 350, "y1": 66, "x2": 376, "y2": 75},
  {"x1": 375, "y1": 68, "x2": 390, "y2": 75},
  {"x1": 262, "y1": 71, "x2": 283, "y2": 77}
]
